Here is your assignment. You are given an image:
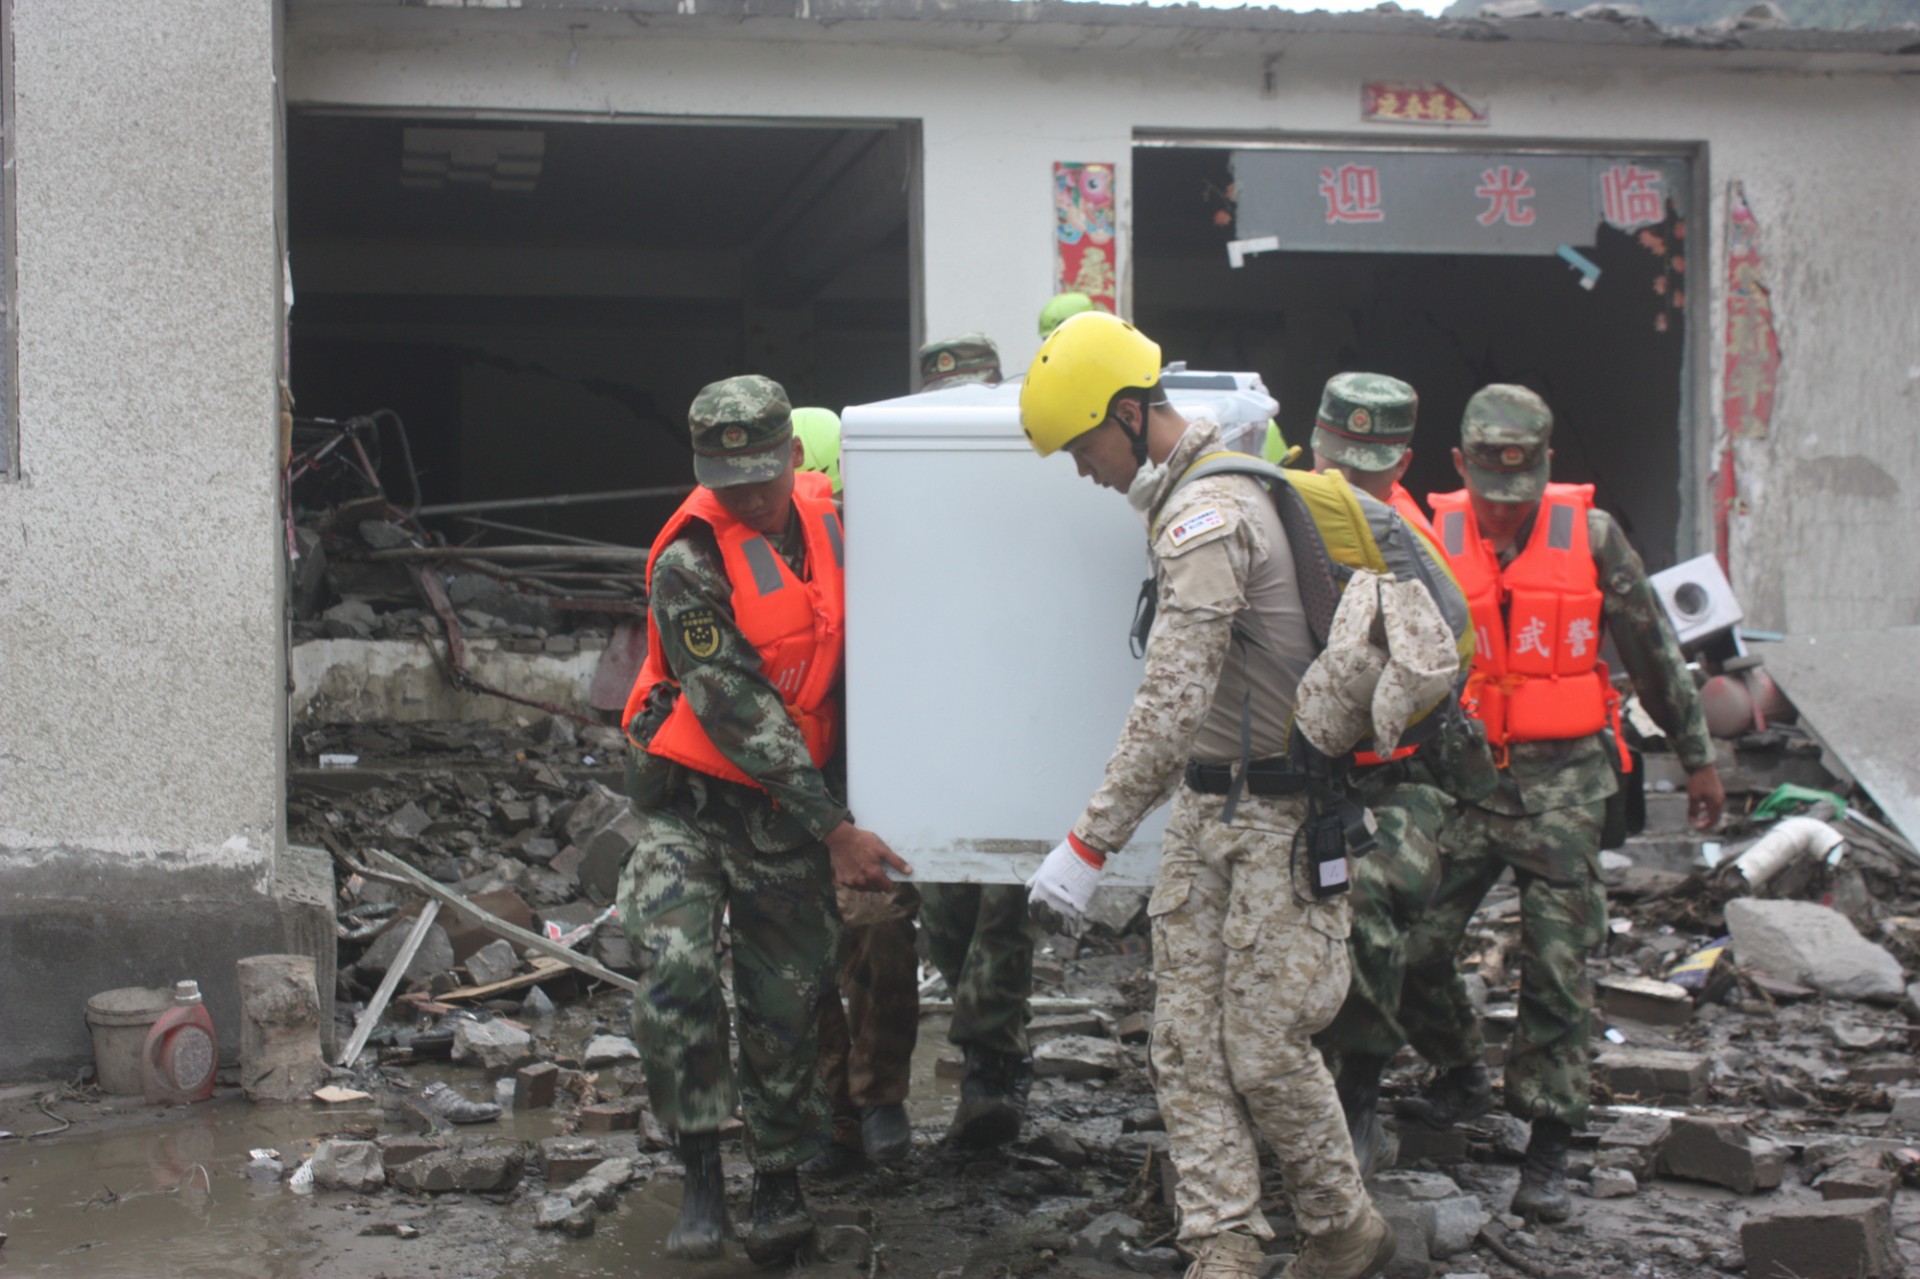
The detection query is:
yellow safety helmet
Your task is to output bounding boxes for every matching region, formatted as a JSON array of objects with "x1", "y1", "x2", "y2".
[
  {"x1": 791, "y1": 407, "x2": 842, "y2": 495},
  {"x1": 1019, "y1": 312, "x2": 1162, "y2": 458}
]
